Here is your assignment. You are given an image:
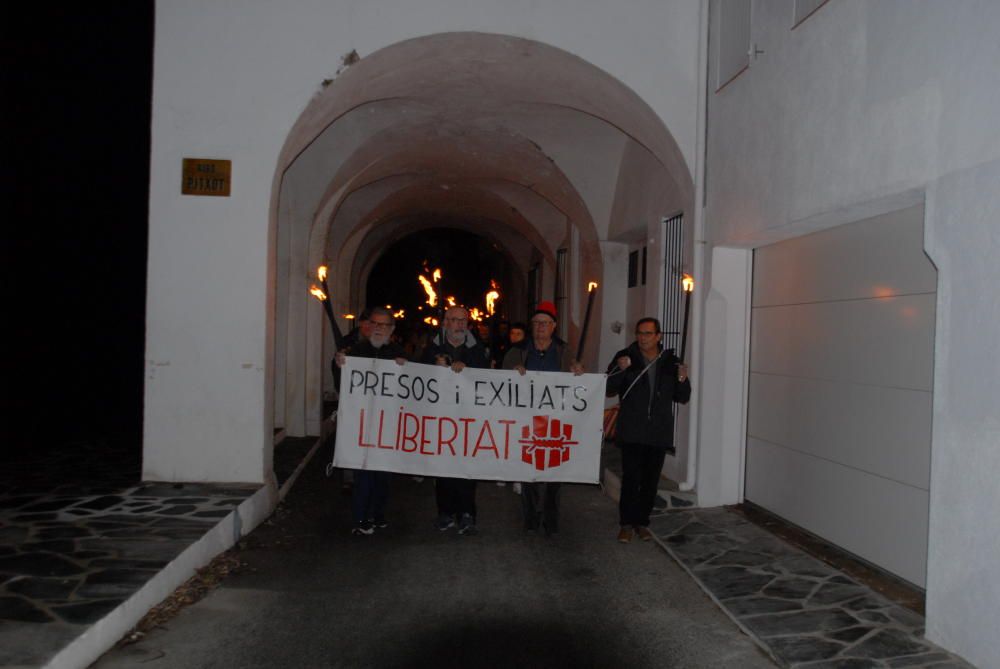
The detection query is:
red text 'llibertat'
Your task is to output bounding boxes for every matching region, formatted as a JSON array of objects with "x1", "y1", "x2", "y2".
[{"x1": 356, "y1": 408, "x2": 517, "y2": 460}]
